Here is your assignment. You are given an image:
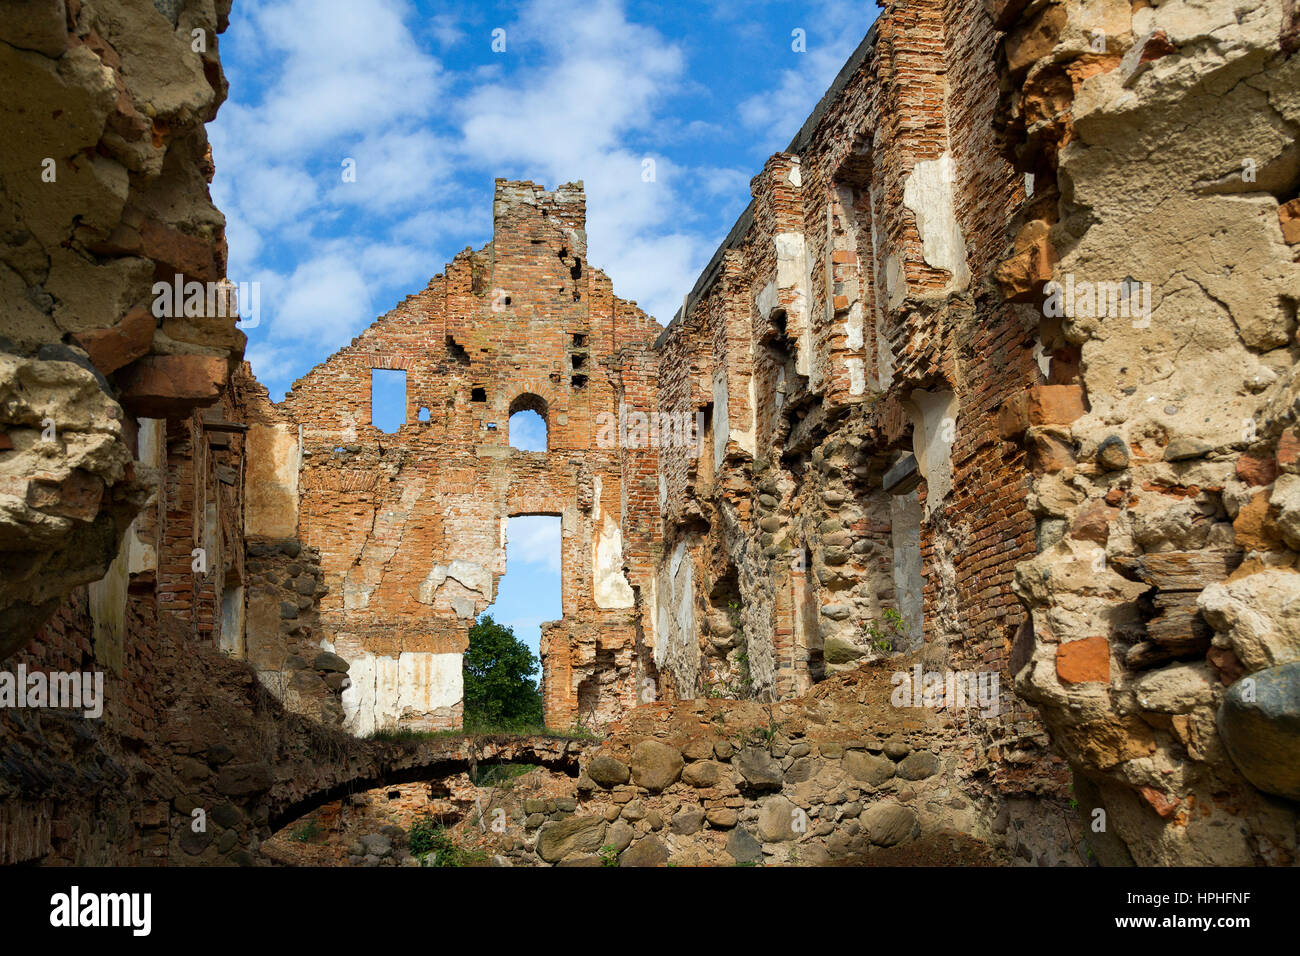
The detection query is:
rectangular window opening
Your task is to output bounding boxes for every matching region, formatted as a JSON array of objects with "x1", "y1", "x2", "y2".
[{"x1": 371, "y1": 368, "x2": 407, "y2": 433}]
